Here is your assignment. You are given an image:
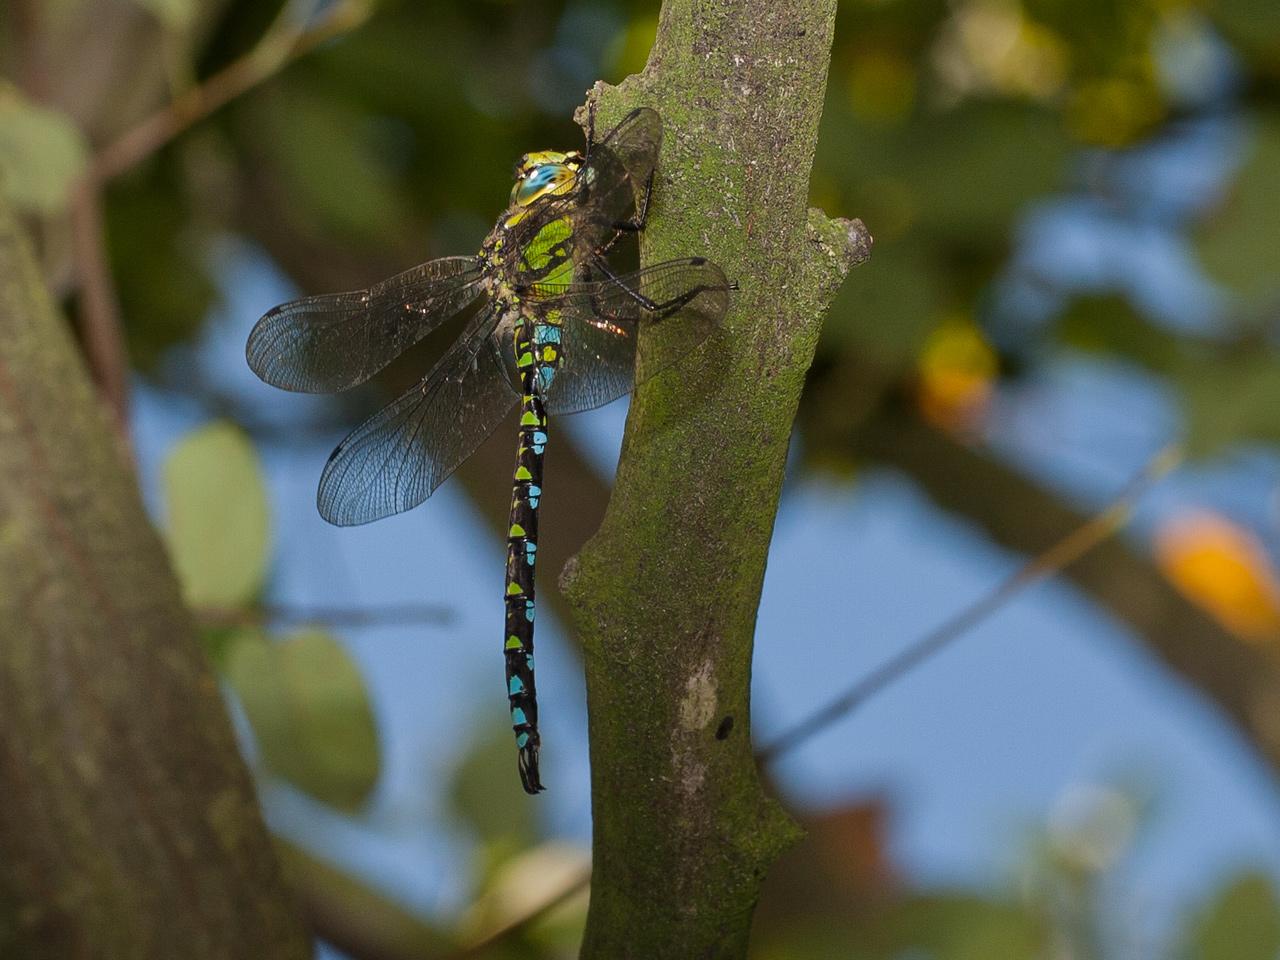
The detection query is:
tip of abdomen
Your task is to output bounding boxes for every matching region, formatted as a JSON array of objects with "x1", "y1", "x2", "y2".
[{"x1": 518, "y1": 743, "x2": 545, "y2": 794}]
